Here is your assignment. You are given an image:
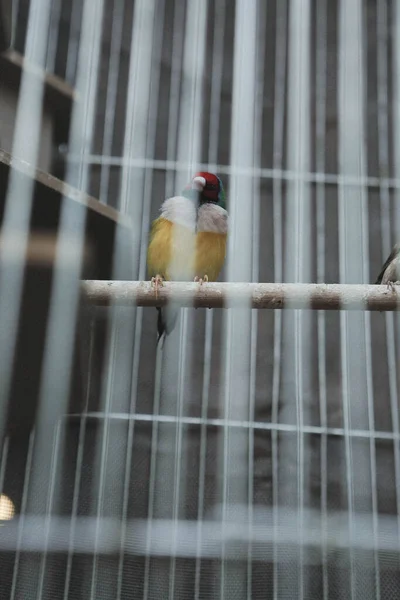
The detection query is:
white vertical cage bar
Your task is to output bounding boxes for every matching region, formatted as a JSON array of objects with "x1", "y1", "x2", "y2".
[
  {"x1": 98, "y1": 0, "x2": 126, "y2": 205},
  {"x1": 194, "y1": 1, "x2": 227, "y2": 596},
  {"x1": 193, "y1": 308, "x2": 213, "y2": 600},
  {"x1": 246, "y1": 1, "x2": 266, "y2": 597},
  {"x1": 174, "y1": 0, "x2": 208, "y2": 190},
  {"x1": 377, "y1": 0, "x2": 392, "y2": 256},
  {"x1": 362, "y1": 109, "x2": 380, "y2": 600},
  {"x1": 391, "y1": 0, "x2": 400, "y2": 556},
  {"x1": 142, "y1": 348, "x2": 163, "y2": 600},
  {"x1": 394, "y1": 0, "x2": 400, "y2": 241},
  {"x1": 375, "y1": 0, "x2": 396, "y2": 591},
  {"x1": 118, "y1": 0, "x2": 157, "y2": 220},
  {"x1": 220, "y1": 0, "x2": 257, "y2": 597},
  {"x1": 45, "y1": 0, "x2": 62, "y2": 73},
  {"x1": 10, "y1": 0, "x2": 20, "y2": 47},
  {"x1": 338, "y1": 0, "x2": 373, "y2": 597},
  {"x1": 35, "y1": 421, "x2": 64, "y2": 599},
  {"x1": 9, "y1": 431, "x2": 35, "y2": 600},
  {"x1": 0, "y1": 0, "x2": 52, "y2": 452},
  {"x1": 164, "y1": 0, "x2": 186, "y2": 198},
  {"x1": 89, "y1": 323, "x2": 119, "y2": 600},
  {"x1": 271, "y1": 1, "x2": 287, "y2": 597},
  {"x1": 116, "y1": 3, "x2": 166, "y2": 598},
  {"x1": 89, "y1": 1, "x2": 159, "y2": 597},
  {"x1": 357, "y1": 3, "x2": 380, "y2": 596},
  {"x1": 364, "y1": 303, "x2": 381, "y2": 598},
  {"x1": 280, "y1": 0, "x2": 312, "y2": 597},
  {"x1": 207, "y1": 0, "x2": 226, "y2": 168},
  {"x1": 65, "y1": 0, "x2": 83, "y2": 83},
  {"x1": 63, "y1": 315, "x2": 96, "y2": 600},
  {"x1": 167, "y1": 2, "x2": 208, "y2": 596},
  {"x1": 315, "y1": 0, "x2": 329, "y2": 596},
  {"x1": 167, "y1": 309, "x2": 191, "y2": 600}
]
